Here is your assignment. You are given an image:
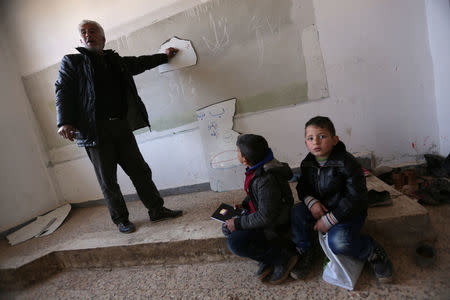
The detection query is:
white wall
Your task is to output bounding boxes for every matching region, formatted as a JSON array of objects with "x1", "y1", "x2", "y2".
[
  {"x1": 0, "y1": 0, "x2": 210, "y2": 76},
  {"x1": 0, "y1": 22, "x2": 60, "y2": 232},
  {"x1": 426, "y1": 0, "x2": 450, "y2": 156},
  {"x1": 0, "y1": 0, "x2": 444, "y2": 220}
]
